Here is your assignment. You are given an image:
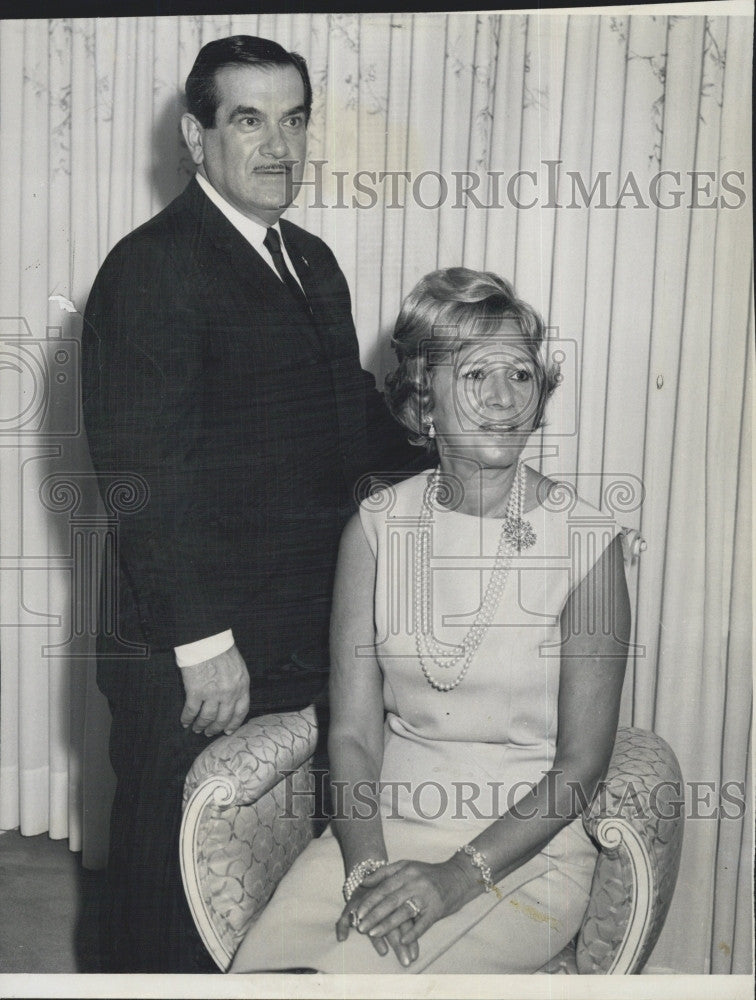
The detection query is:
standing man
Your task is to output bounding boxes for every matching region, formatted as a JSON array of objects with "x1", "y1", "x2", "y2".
[{"x1": 82, "y1": 35, "x2": 417, "y2": 973}]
